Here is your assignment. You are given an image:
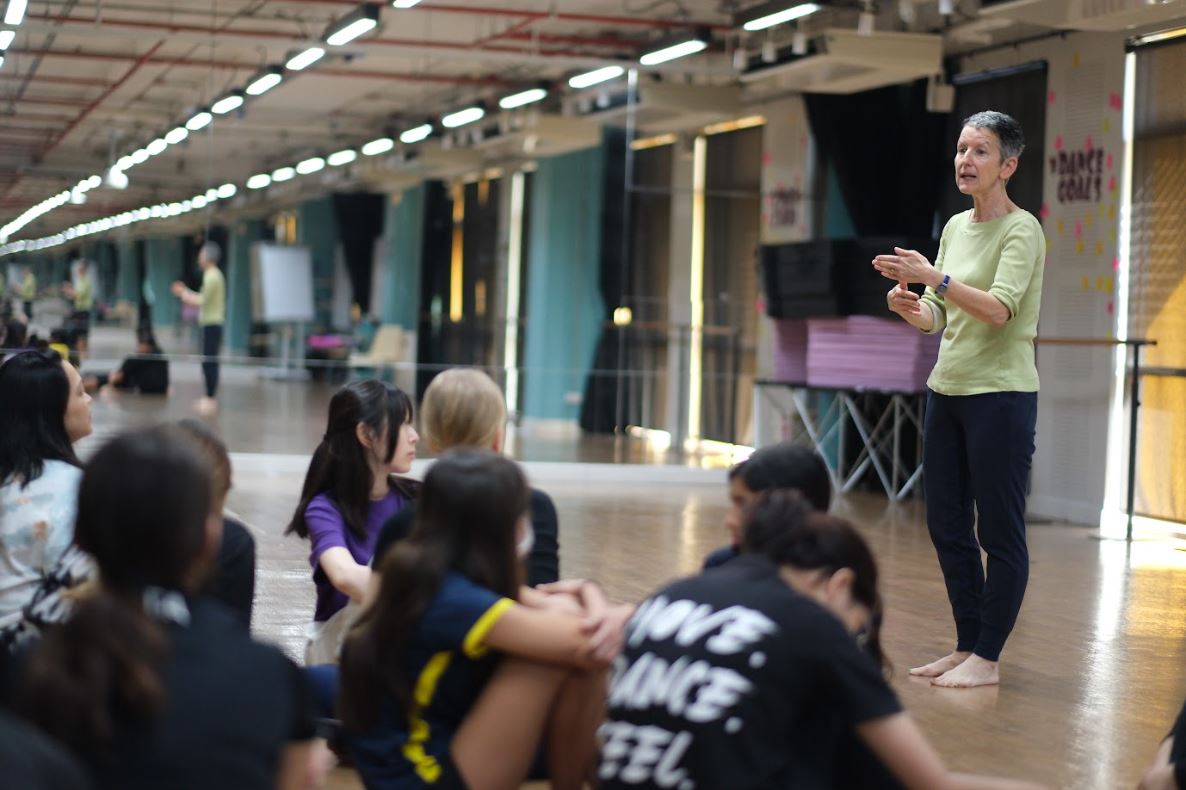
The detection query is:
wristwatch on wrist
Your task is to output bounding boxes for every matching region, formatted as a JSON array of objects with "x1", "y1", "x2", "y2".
[{"x1": 937, "y1": 274, "x2": 951, "y2": 295}]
